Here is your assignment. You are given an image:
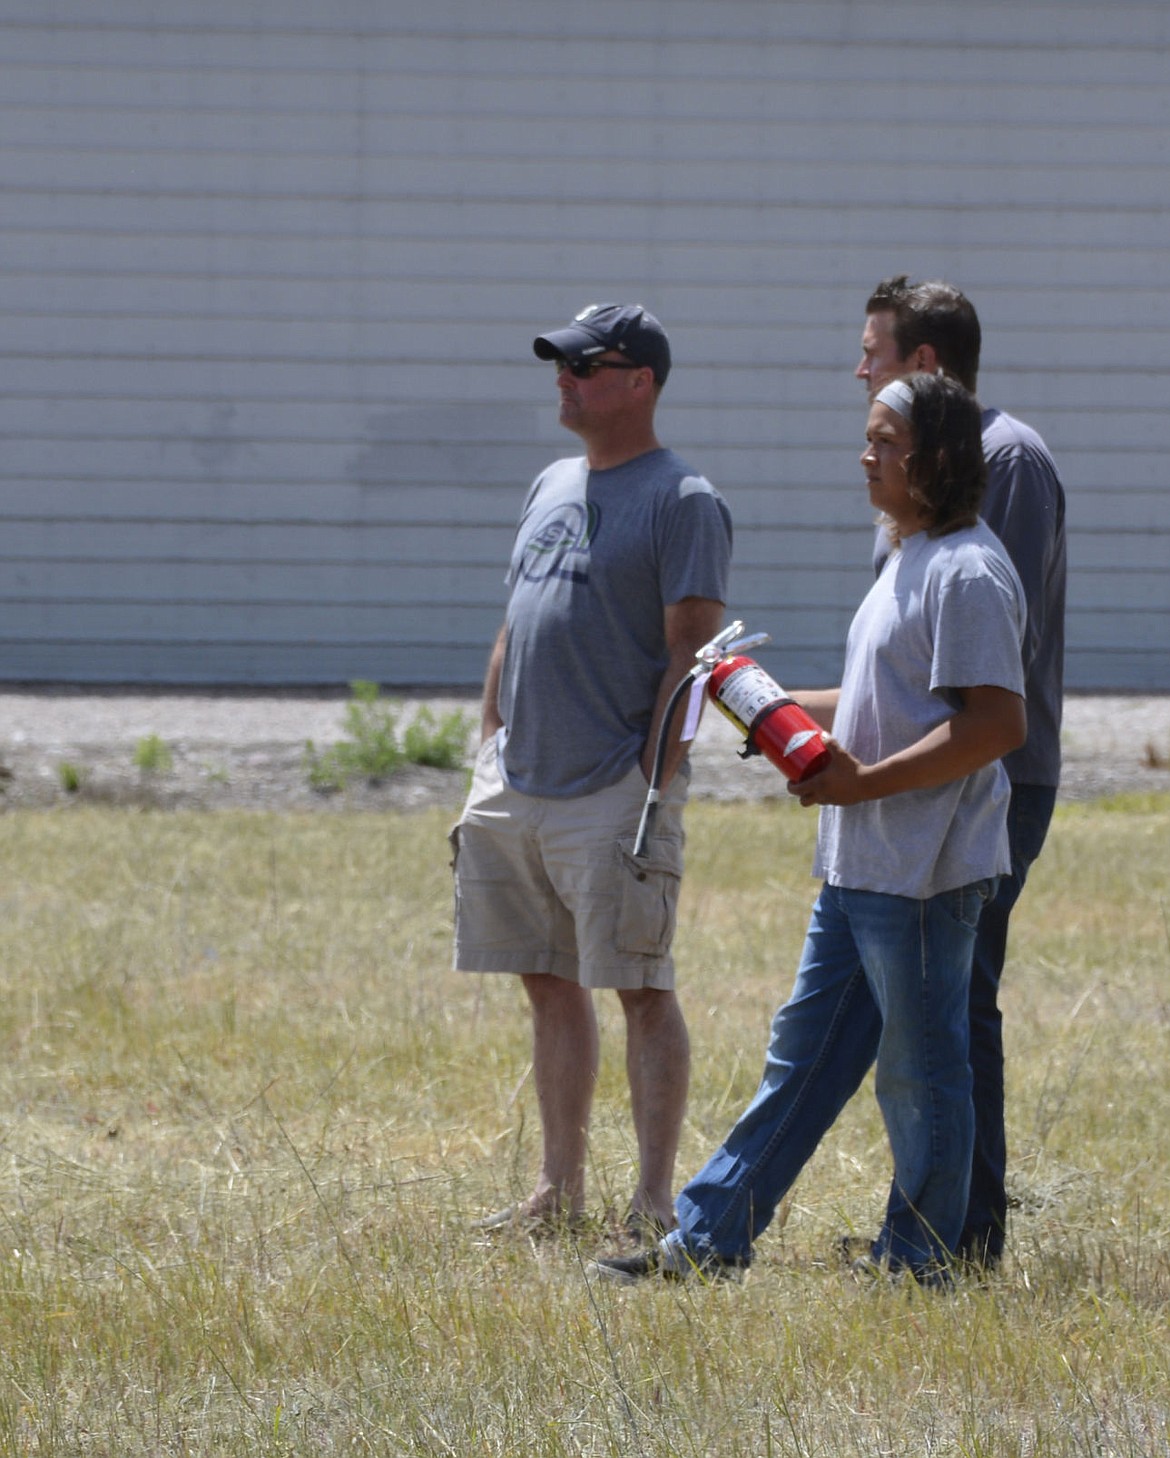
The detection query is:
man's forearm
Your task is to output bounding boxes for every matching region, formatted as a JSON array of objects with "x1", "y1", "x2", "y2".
[
  {"x1": 480, "y1": 625, "x2": 507, "y2": 742},
  {"x1": 858, "y1": 704, "x2": 1024, "y2": 799},
  {"x1": 795, "y1": 685, "x2": 1026, "y2": 808},
  {"x1": 792, "y1": 688, "x2": 839, "y2": 731}
]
